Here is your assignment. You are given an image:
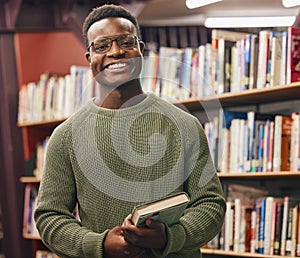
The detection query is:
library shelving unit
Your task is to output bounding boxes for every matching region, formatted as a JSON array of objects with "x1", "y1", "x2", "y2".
[
  {"x1": 16, "y1": 28, "x2": 300, "y2": 258},
  {"x1": 195, "y1": 83, "x2": 300, "y2": 258},
  {"x1": 19, "y1": 82, "x2": 300, "y2": 258},
  {"x1": 15, "y1": 30, "x2": 87, "y2": 257}
]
